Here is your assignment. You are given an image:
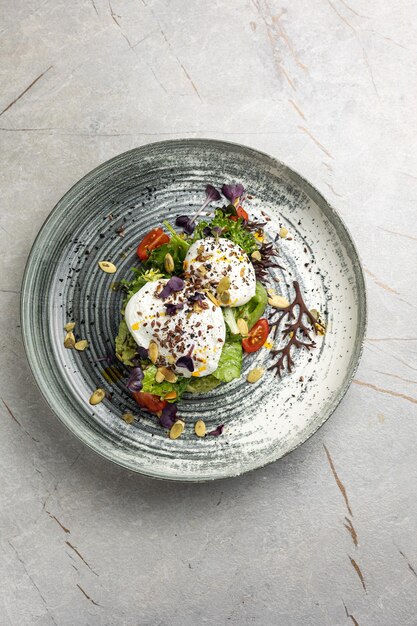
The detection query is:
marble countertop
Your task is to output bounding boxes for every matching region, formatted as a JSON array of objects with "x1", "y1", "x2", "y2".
[{"x1": 1, "y1": 1, "x2": 416, "y2": 624}]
